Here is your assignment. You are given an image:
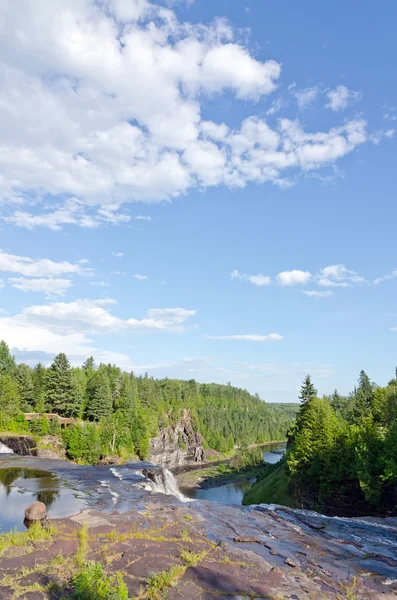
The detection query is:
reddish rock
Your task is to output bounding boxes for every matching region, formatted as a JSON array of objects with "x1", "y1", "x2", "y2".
[{"x1": 25, "y1": 501, "x2": 47, "y2": 521}]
